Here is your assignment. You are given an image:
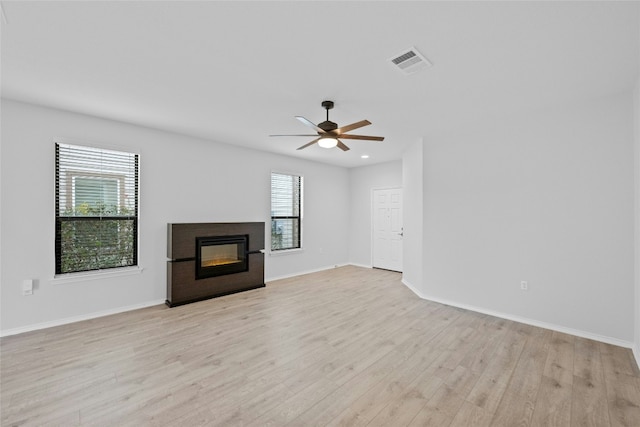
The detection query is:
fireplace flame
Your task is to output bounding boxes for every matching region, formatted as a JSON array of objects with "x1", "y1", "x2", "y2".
[{"x1": 202, "y1": 258, "x2": 241, "y2": 267}]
